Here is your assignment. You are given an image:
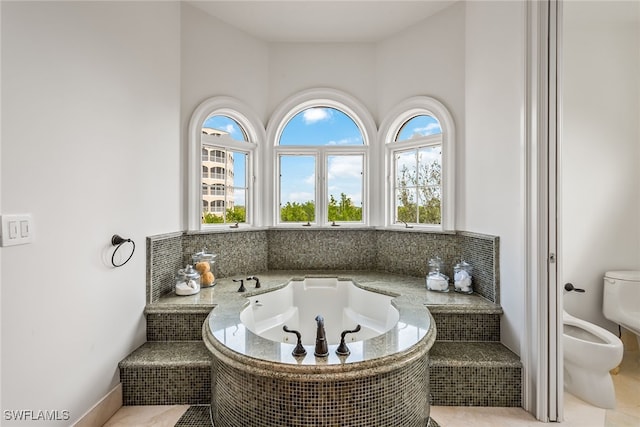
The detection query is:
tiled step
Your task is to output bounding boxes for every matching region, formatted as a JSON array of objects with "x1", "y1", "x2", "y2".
[
  {"x1": 118, "y1": 341, "x2": 211, "y2": 405},
  {"x1": 118, "y1": 340, "x2": 522, "y2": 408},
  {"x1": 145, "y1": 304, "x2": 502, "y2": 342},
  {"x1": 428, "y1": 306, "x2": 502, "y2": 342},
  {"x1": 145, "y1": 305, "x2": 213, "y2": 341},
  {"x1": 429, "y1": 341, "x2": 522, "y2": 407}
]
